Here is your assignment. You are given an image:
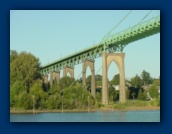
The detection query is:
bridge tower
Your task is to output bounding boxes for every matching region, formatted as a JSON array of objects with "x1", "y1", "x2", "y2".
[
  {"x1": 50, "y1": 71, "x2": 60, "y2": 87},
  {"x1": 42, "y1": 75, "x2": 48, "y2": 83},
  {"x1": 82, "y1": 60, "x2": 95, "y2": 97},
  {"x1": 102, "y1": 52, "x2": 126, "y2": 104},
  {"x1": 63, "y1": 67, "x2": 74, "y2": 78}
]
